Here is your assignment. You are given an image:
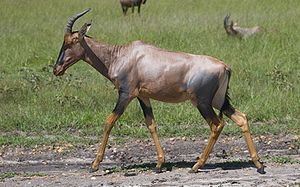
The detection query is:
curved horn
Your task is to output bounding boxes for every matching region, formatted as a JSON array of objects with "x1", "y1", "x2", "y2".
[
  {"x1": 223, "y1": 14, "x2": 238, "y2": 36},
  {"x1": 66, "y1": 8, "x2": 91, "y2": 33},
  {"x1": 223, "y1": 14, "x2": 231, "y2": 30}
]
